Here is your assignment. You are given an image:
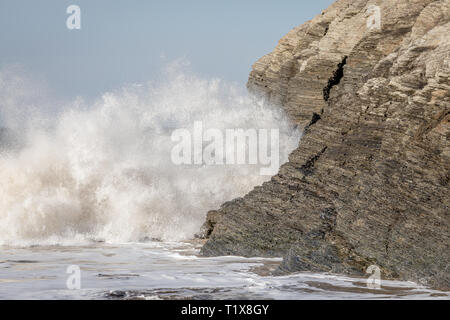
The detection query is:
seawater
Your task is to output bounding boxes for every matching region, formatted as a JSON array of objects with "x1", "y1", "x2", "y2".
[{"x1": 0, "y1": 241, "x2": 447, "y2": 300}]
